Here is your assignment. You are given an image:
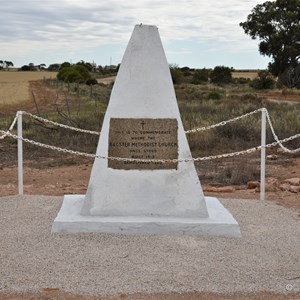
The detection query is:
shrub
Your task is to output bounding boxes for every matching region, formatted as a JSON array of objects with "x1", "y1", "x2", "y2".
[
  {"x1": 241, "y1": 93, "x2": 258, "y2": 100},
  {"x1": 57, "y1": 65, "x2": 92, "y2": 83},
  {"x1": 207, "y1": 91, "x2": 222, "y2": 100},
  {"x1": 170, "y1": 67, "x2": 184, "y2": 84},
  {"x1": 233, "y1": 77, "x2": 251, "y2": 84},
  {"x1": 210, "y1": 66, "x2": 233, "y2": 85},
  {"x1": 222, "y1": 159, "x2": 260, "y2": 185},
  {"x1": 250, "y1": 71, "x2": 275, "y2": 90},
  {"x1": 86, "y1": 78, "x2": 98, "y2": 85},
  {"x1": 192, "y1": 69, "x2": 210, "y2": 84}
]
